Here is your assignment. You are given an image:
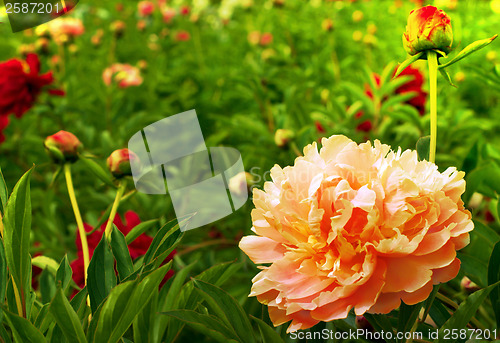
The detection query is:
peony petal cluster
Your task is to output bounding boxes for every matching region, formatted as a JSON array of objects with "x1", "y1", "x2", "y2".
[
  {"x1": 102, "y1": 64, "x2": 143, "y2": 88},
  {"x1": 239, "y1": 135, "x2": 473, "y2": 333},
  {"x1": 0, "y1": 53, "x2": 63, "y2": 143}
]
